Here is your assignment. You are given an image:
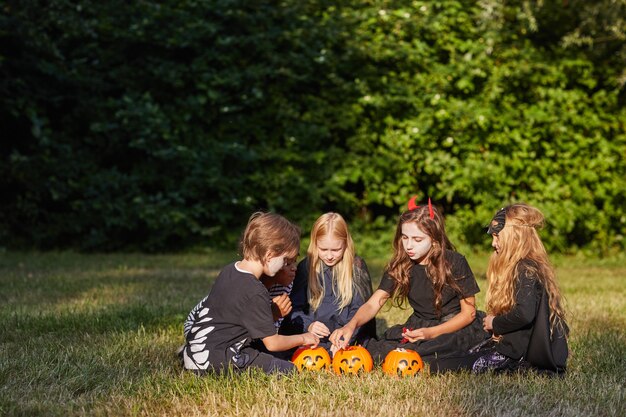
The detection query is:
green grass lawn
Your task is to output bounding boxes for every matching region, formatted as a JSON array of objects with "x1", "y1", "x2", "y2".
[{"x1": 0, "y1": 250, "x2": 624, "y2": 416}]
